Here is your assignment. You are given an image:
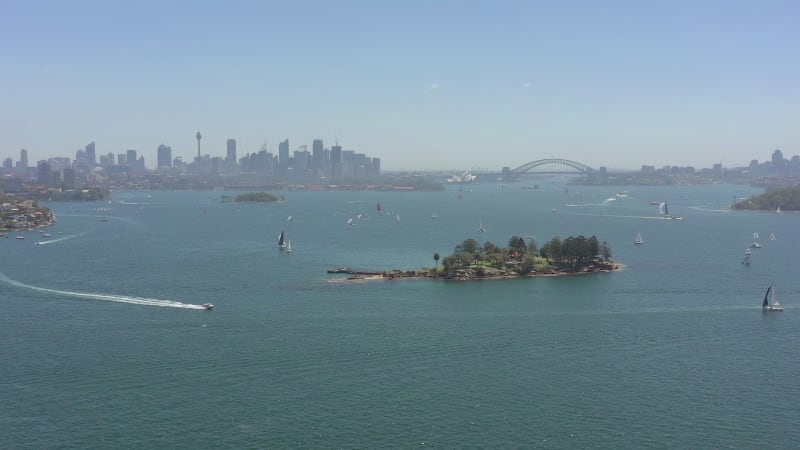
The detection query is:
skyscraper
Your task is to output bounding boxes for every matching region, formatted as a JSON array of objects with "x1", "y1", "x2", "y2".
[
  {"x1": 157, "y1": 144, "x2": 172, "y2": 169},
  {"x1": 127, "y1": 149, "x2": 137, "y2": 170},
  {"x1": 226, "y1": 139, "x2": 237, "y2": 162},
  {"x1": 330, "y1": 144, "x2": 342, "y2": 180},
  {"x1": 279, "y1": 139, "x2": 290, "y2": 170},
  {"x1": 85, "y1": 141, "x2": 96, "y2": 166},
  {"x1": 19, "y1": 148, "x2": 28, "y2": 172},
  {"x1": 312, "y1": 139, "x2": 323, "y2": 172}
]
